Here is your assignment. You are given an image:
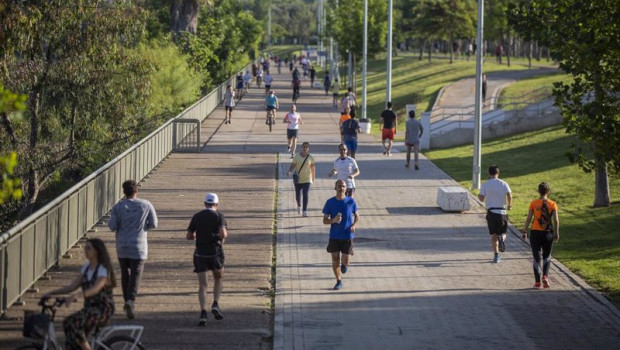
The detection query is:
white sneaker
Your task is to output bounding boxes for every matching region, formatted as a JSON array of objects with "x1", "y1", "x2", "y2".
[
  {"x1": 297, "y1": 207, "x2": 302, "y2": 214},
  {"x1": 302, "y1": 211, "x2": 308, "y2": 217}
]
